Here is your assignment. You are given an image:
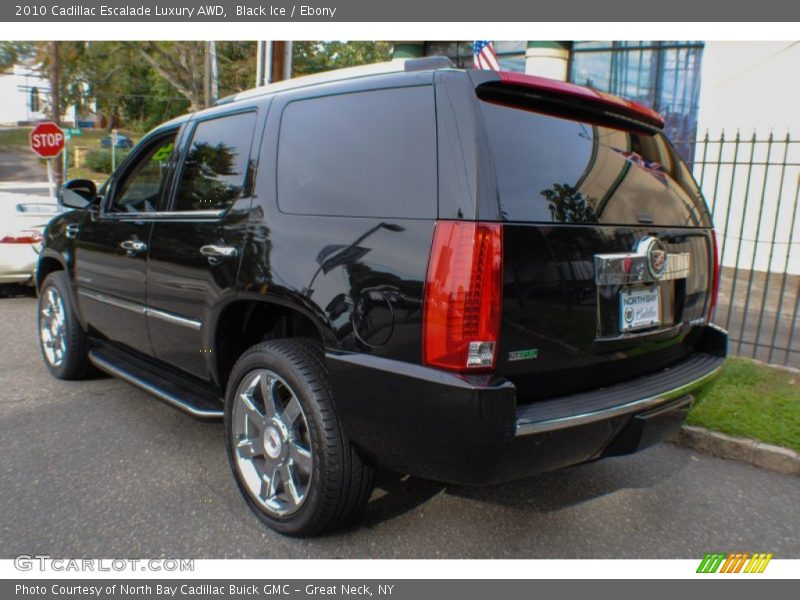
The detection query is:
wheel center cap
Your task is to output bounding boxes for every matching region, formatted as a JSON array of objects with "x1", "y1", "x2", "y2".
[{"x1": 263, "y1": 426, "x2": 283, "y2": 459}]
